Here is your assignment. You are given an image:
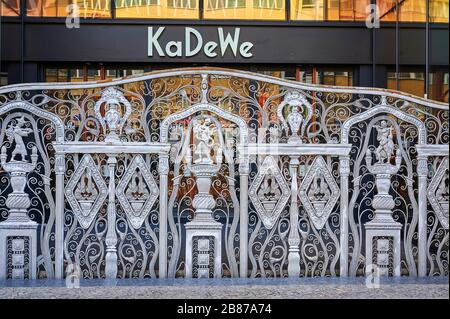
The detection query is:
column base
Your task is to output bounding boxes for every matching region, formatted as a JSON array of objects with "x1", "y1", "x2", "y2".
[{"x1": 0, "y1": 220, "x2": 38, "y2": 280}]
